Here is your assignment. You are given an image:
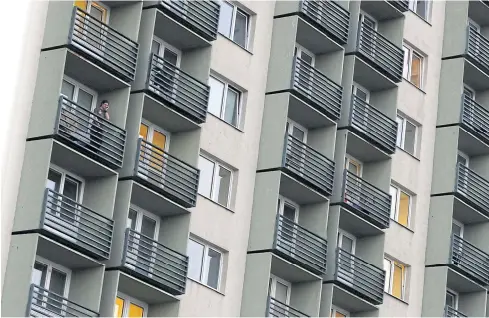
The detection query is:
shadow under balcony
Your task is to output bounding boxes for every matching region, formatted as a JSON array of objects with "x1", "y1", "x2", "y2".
[
  {"x1": 273, "y1": 214, "x2": 328, "y2": 275},
  {"x1": 144, "y1": 53, "x2": 210, "y2": 124},
  {"x1": 281, "y1": 134, "x2": 335, "y2": 199},
  {"x1": 349, "y1": 95, "x2": 397, "y2": 156},
  {"x1": 129, "y1": 138, "x2": 199, "y2": 208},
  {"x1": 340, "y1": 170, "x2": 391, "y2": 229},
  {"x1": 455, "y1": 163, "x2": 489, "y2": 217},
  {"x1": 39, "y1": 188, "x2": 113, "y2": 261},
  {"x1": 449, "y1": 234, "x2": 489, "y2": 286},
  {"x1": 460, "y1": 94, "x2": 489, "y2": 147},
  {"x1": 466, "y1": 25, "x2": 489, "y2": 77},
  {"x1": 361, "y1": 1, "x2": 408, "y2": 21},
  {"x1": 68, "y1": 7, "x2": 138, "y2": 83},
  {"x1": 26, "y1": 284, "x2": 99, "y2": 317},
  {"x1": 54, "y1": 96, "x2": 126, "y2": 170},
  {"x1": 266, "y1": 296, "x2": 310, "y2": 317},
  {"x1": 119, "y1": 228, "x2": 188, "y2": 296},
  {"x1": 333, "y1": 248, "x2": 385, "y2": 306},
  {"x1": 444, "y1": 305, "x2": 467, "y2": 318}
]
